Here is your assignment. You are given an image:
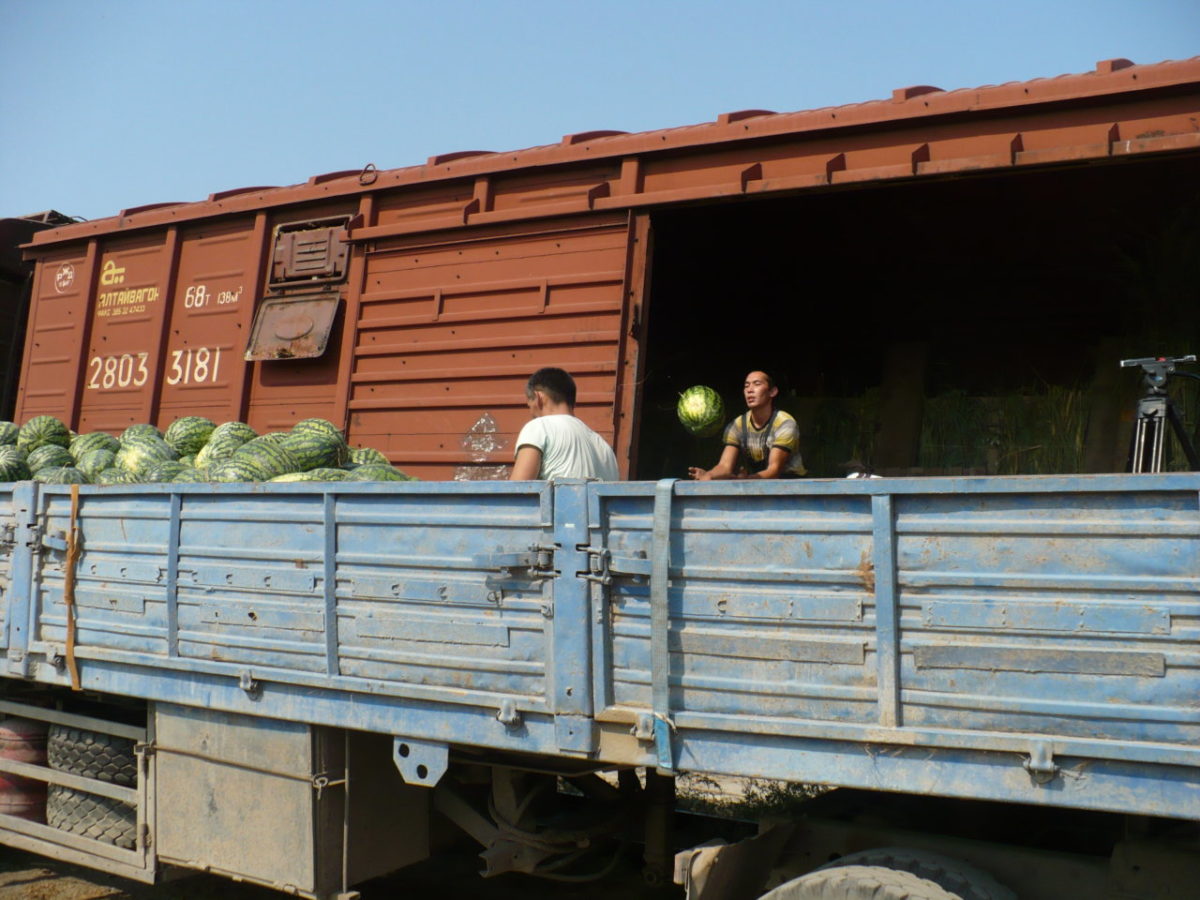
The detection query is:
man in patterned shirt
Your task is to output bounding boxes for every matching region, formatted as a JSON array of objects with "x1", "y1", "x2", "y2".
[{"x1": 688, "y1": 370, "x2": 806, "y2": 480}]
